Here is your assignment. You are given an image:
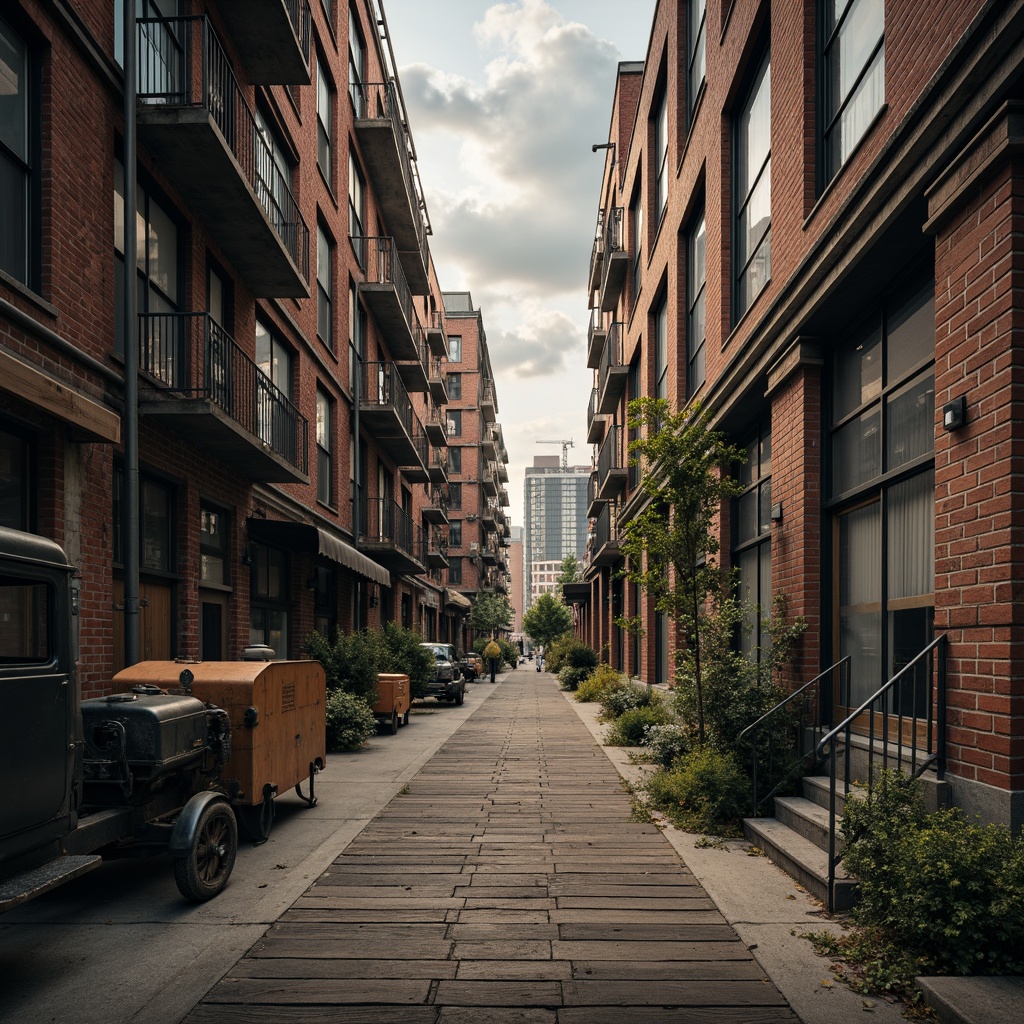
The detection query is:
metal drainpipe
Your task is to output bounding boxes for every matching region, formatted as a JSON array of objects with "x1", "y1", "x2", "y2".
[
  {"x1": 353, "y1": 310, "x2": 362, "y2": 631},
  {"x1": 123, "y1": 0, "x2": 140, "y2": 666}
]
